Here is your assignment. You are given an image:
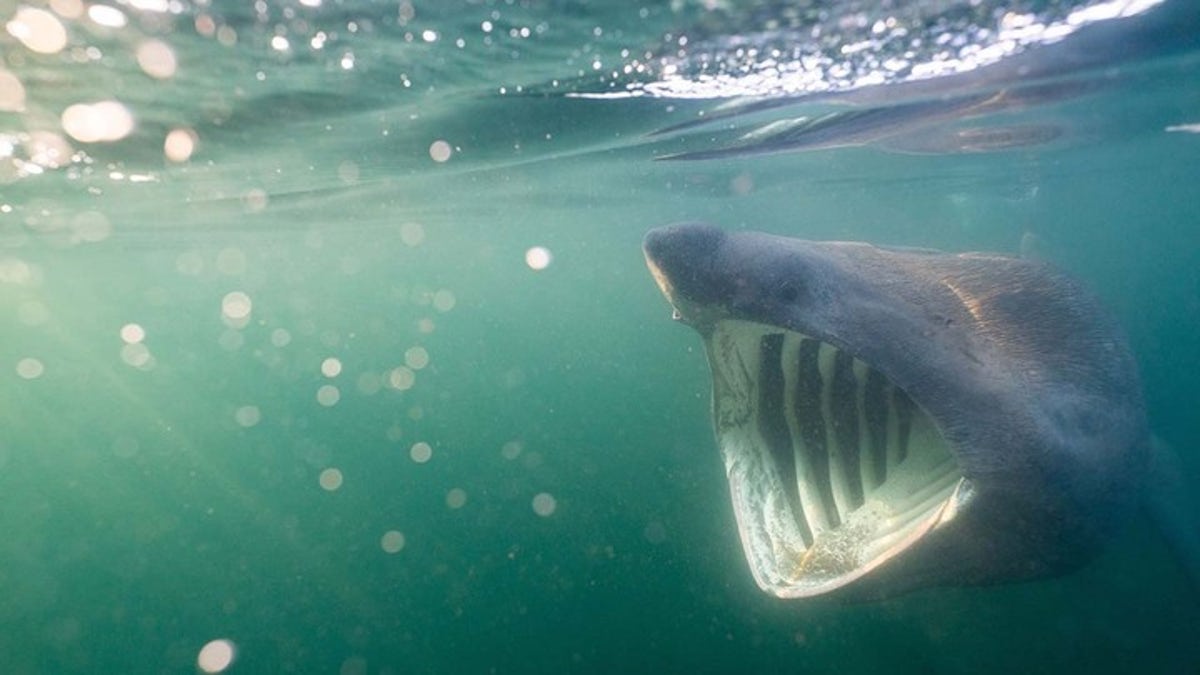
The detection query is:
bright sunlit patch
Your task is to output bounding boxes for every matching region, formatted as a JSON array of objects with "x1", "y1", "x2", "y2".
[
  {"x1": 6, "y1": 7, "x2": 68, "y2": 54},
  {"x1": 49, "y1": 0, "x2": 84, "y2": 19},
  {"x1": 164, "y1": 127, "x2": 197, "y2": 162},
  {"x1": 1166, "y1": 123, "x2": 1200, "y2": 134},
  {"x1": 137, "y1": 39, "x2": 177, "y2": 79},
  {"x1": 16, "y1": 357, "x2": 44, "y2": 380},
  {"x1": 0, "y1": 69, "x2": 26, "y2": 111},
  {"x1": 380, "y1": 530, "x2": 405, "y2": 553},
  {"x1": 524, "y1": 246, "x2": 552, "y2": 270},
  {"x1": 87, "y1": 4, "x2": 127, "y2": 28},
  {"x1": 120, "y1": 323, "x2": 145, "y2": 344},
  {"x1": 445, "y1": 488, "x2": 467, "y2": 509},
  {"x1": 318, "y1": 468, "x2": 343, "y2": 491},
  {"x1": 532, "y1": 493, "x2": 557, "y2": 517},
  {"x1": 197, "y1": 639, "x2": 236, "y2": 673},
  {"x1": 428, "y1": 140, "x2": 452, "y2": 162},
  {"x1": 409, "y1": 441, "x2": 432, "y2": 463},
  {"x1": 221, "y1": 291, "x2": 252, "y2": 320},
  {"x1": 403, "y1": 346, "x2": 429, "y2": 370},
  {"x1": 320, "y1": 357, "x2": 342, "y2": 378},
  {"x1": 61, "y1": 100, "x2": 135, "y2": 143},
  {"x1": 234, "y1": 405, "x2": 261, "y2": 428},
  {"x1": 316, "y1": 384, "x2": 340, "y2": 407}
]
